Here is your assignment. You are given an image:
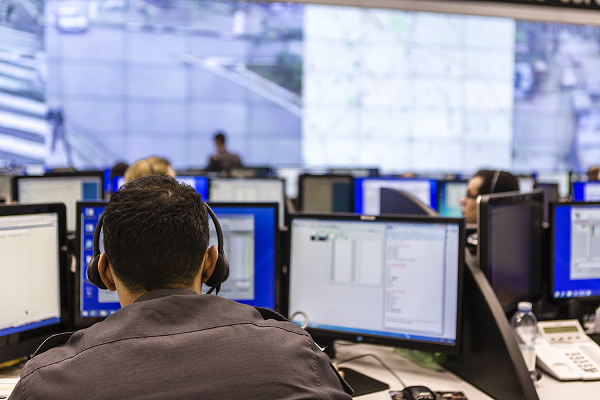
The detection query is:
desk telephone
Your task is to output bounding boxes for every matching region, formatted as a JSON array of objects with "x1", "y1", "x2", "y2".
[{"x1": 536, "y1": 320, "x2": 600, "y2": 381}]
